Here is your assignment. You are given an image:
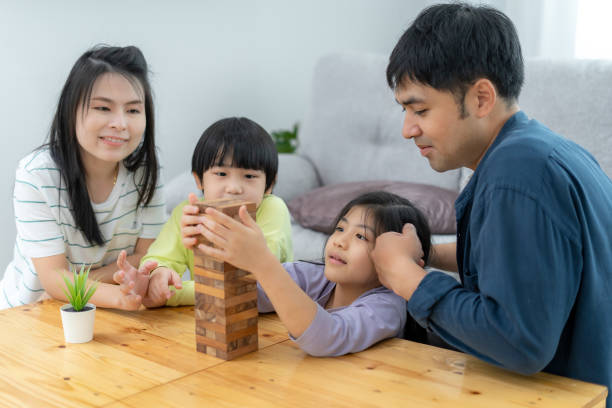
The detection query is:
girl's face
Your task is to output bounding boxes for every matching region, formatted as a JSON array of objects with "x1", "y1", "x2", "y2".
[
  {"x1": 324, "y1": 206, "x2": 381, "y2": 289},
  {"x1": 193, "y1": 157, "x2": 268, "y2": 207},
  {"x1": 75, "y1": 72, "x2": 146, "y2": 169}
]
